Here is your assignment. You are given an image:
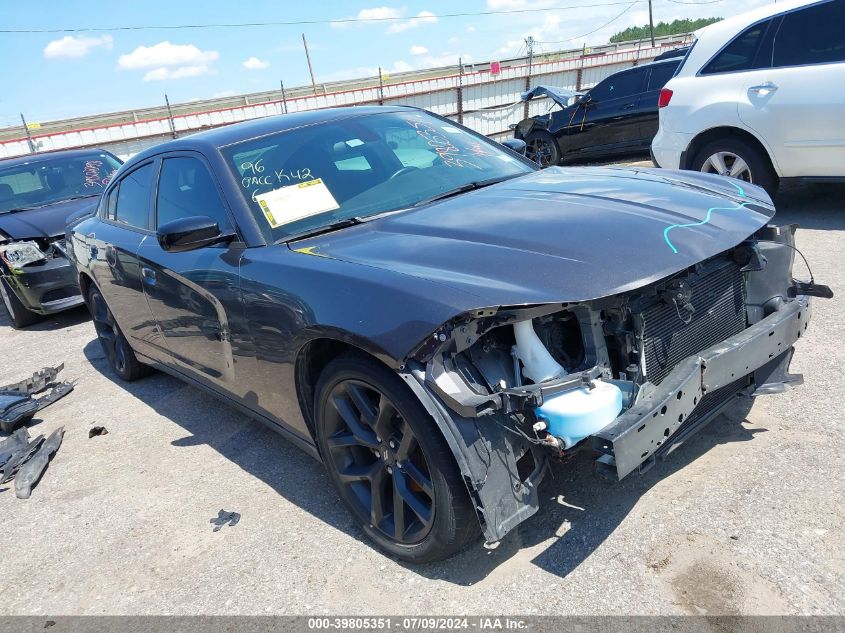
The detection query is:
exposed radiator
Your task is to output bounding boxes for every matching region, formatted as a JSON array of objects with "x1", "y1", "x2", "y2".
[{"x1": 641, "y1": 260, "x2": 746, "y2": 385}]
